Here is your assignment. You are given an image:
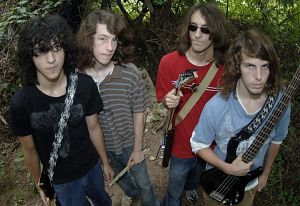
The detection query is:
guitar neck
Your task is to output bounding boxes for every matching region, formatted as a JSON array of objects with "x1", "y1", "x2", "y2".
[
  {"x1": 164, "y1": 88, "x2": 179, "y2": 132},
  {"x1": 242, "y1": 65, "x2": 300, "y2": 163}
]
